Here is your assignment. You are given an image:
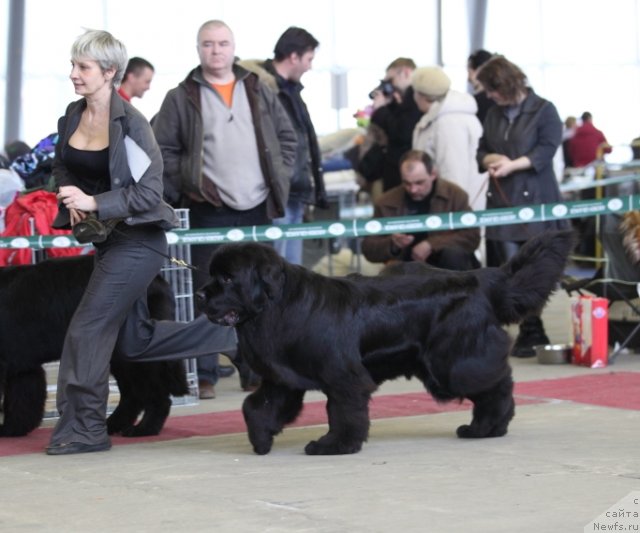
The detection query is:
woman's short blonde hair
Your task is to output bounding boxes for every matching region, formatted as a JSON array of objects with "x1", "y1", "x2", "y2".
[{"x1": 71, "y1": 29, "x2": 128, "y2": 85}]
